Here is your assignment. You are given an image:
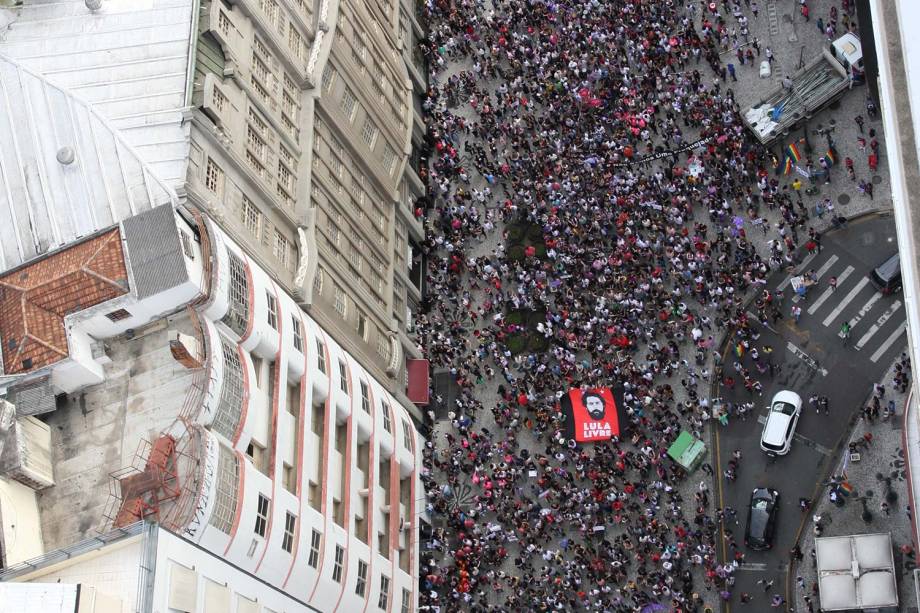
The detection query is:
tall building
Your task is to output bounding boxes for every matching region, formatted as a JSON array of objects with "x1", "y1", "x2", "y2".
[
  {"x1": 0, "y1": 205, "x2": 424, "y2": 612},
  {"x1": 0, "y1": 0, "x2": 431, "y2": 609},
  {"x1": 0, "y1": 0, "x2": 428, "y2": 418},
  {"x1": 868, "y1": 0, "x2": 920, "y2": 549}
]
